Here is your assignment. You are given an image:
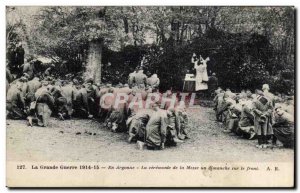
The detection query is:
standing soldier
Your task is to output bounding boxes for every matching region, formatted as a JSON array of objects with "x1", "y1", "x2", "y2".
[
  {"x1": 252, "y1": 91, "x2": 273, "y2": 148},
  {"x1": 208, "y1": 72, "x2": 218, "y2": 98},
  {"x1": 7, "y1": 43, "x2": 19, "y2": 75},
  {"x1": 84, "y1": 78, "x2": 99, "y2": 117},
  {"x1": 15, "y1": 42, "x2": 25, "y2": 68},
  {"x1": 6, "y1": 68, "x2": 14, "y2": 93},
  {"x1": 133, "y1": 68, "x2": 147, "y2": 89},
  {"x1": 262, "y1": 84, "x2": 275, "y2": 106},
  {"x1": 7, "y1": 43, "x2": 16, "y2": 72},
  {"x1": 146, "y1": 73, "x2": 160, "y2": 91},
  {"x1": 128, "y1": 68, "x2": 138, "y2": 88}
]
